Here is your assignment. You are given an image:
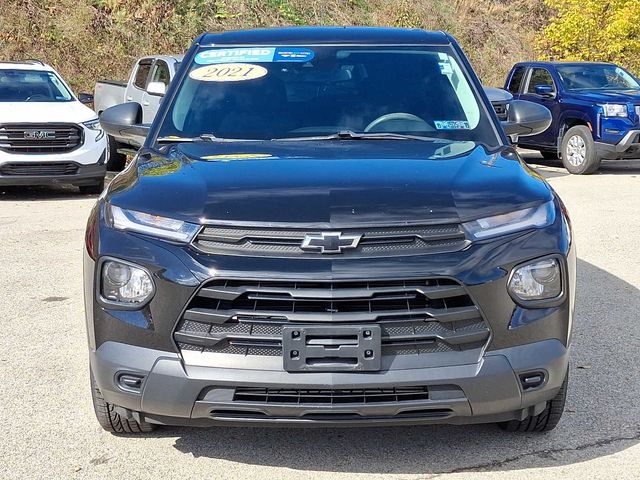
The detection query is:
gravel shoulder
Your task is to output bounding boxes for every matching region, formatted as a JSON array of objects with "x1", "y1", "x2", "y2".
[{"x1": 0, "y1": 156, "x2": 638, "y2": 479}]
